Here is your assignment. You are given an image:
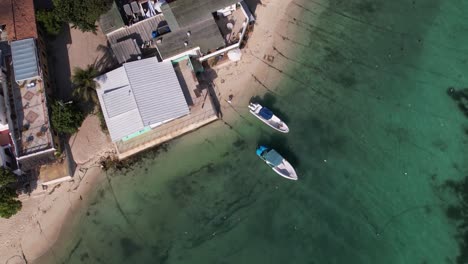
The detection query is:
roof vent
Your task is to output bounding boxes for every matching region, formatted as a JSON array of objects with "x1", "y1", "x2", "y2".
[
  {"x1": 186, "y1": 31, "x2": 191, "y2": 37},
  {"x1": 184, "y1": 41, "x2": 188, "y2": 46}
]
